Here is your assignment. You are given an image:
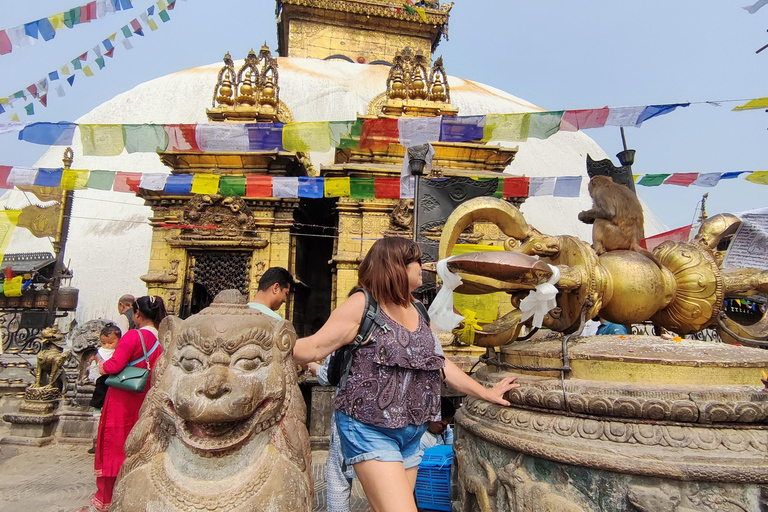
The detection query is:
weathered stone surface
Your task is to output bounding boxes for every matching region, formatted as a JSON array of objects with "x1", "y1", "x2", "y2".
[{"x1": 111, "y1": 289, "x2": 313, "y2": 511}]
